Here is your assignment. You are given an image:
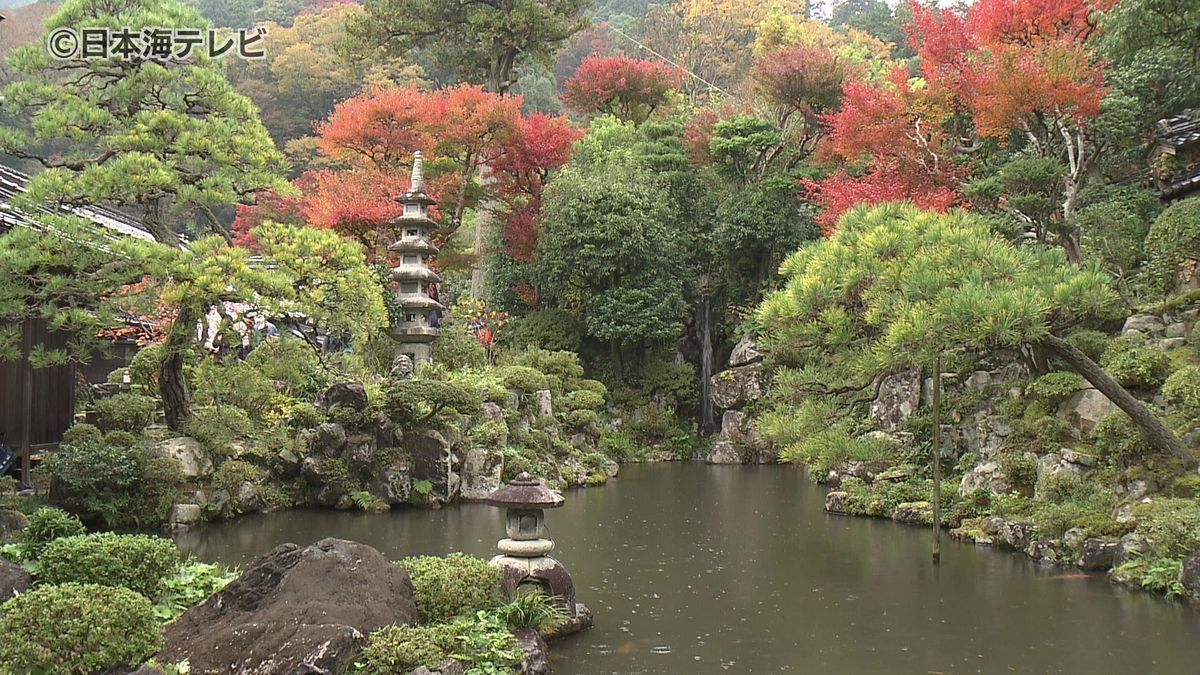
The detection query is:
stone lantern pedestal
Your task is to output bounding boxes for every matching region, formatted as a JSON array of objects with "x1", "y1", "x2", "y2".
[{"x1": 486, "y1": 473, "x2": 592, "y2": 636}]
